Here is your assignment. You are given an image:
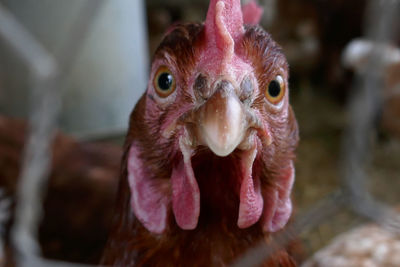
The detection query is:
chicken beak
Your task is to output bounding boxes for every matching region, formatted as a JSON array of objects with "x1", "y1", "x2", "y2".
[{"x1": 197, "y1": 80, "x2": 246, "y2": 157}]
